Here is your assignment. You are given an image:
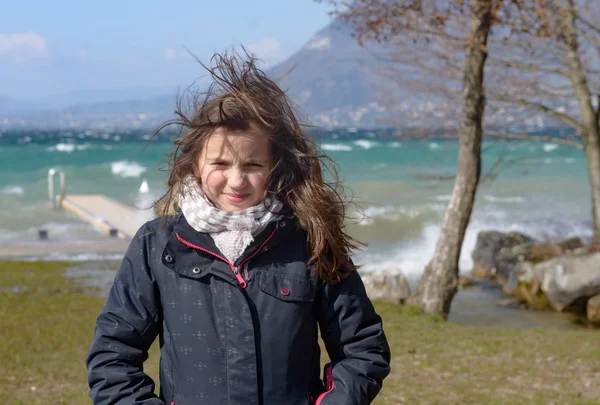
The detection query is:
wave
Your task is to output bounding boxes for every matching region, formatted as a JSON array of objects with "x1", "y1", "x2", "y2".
[
  {"x1": 321, "y1": 143, "x2": 353, "y2": 152},
  {"x1": 354, "y1": 206, "x2": 592, "y2": 279},
  {"x1": 428, "y1": 142, "x2": 440, "y2": 149},
  {"x1": 389, "y1": 142, "x2": 402, "y2": 148},
  {"x1": 482, "y1": 195, "x2": 525, "y2": 203},
  {"x1": 543, "y1": 143, "x2": 559, "y2": 152},
  {"x1": 111, "y1": 161, "x2": 147, "y2": 178},
  {"x1": 47, "y1": 143, "x2": 76, "y2": 153},
  {"x1": 354, "y1": 204, "x2": 446, "y2": 227},
  {"x1": 353, "y1": 140, "x2": 378, "y2": 149},
  {"x1": 1, "y1": 185, "x2": 24, "y2": 196},
  {"x1": 45, "y1": 143, "x2": 92, "y2": 153}
]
